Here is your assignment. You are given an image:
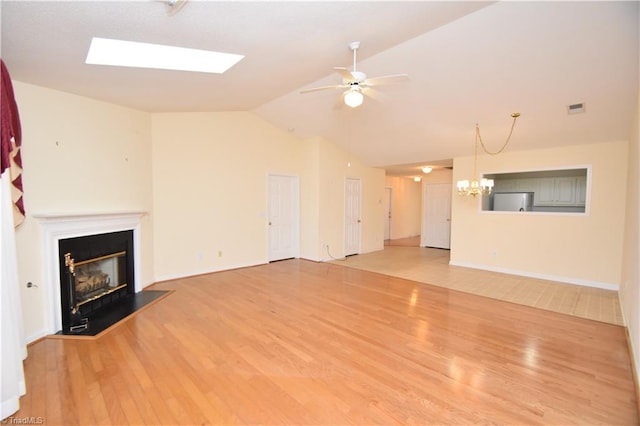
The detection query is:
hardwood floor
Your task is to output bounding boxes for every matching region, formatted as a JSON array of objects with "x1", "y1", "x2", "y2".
[
  {"x1": 13, "y1": 259, "x2": 638, "y2": 425},
  {"x1": 343, "y1": 239, "x2": 623, "y2": 325},
  {"x1": 384, "y1": 235, "x2": 421, "y2": 247}
]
